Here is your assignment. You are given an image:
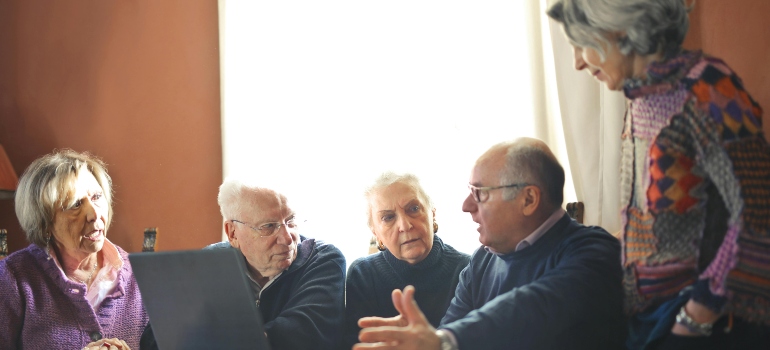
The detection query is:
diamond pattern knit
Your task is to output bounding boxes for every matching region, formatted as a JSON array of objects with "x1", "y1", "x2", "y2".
[{"x1": 621, "y1": 50, "x2": 770, "y2": 325}]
